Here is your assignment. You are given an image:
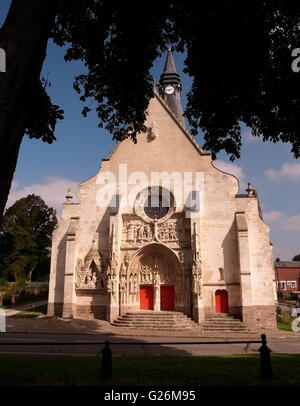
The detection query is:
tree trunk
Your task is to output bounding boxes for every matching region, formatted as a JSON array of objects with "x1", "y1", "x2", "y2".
[{"x1": 0, "y1": 0, "x2": 58, "y2": 226}]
